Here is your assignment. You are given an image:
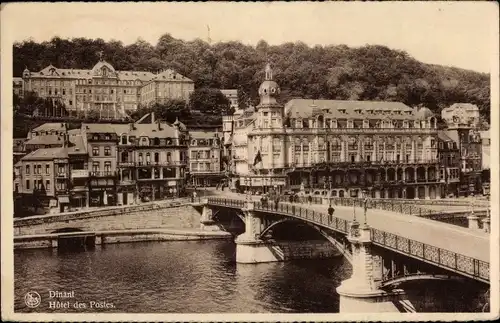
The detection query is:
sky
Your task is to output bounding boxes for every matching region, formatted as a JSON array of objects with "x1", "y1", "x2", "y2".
[{"x1": 1, "y1": 2, "x2": 498, "y2": 73}]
